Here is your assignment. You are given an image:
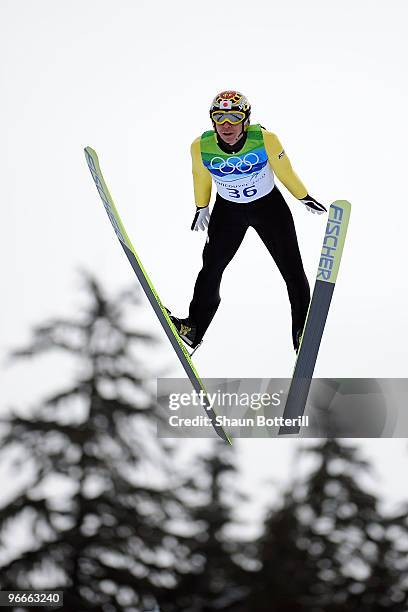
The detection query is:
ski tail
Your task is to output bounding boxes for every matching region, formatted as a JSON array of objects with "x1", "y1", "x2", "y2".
[
  {"x1": 279, "y1": 200, "x2": 351, "y2": 435},
  {"x1": 84, "y1": 147, "x2": 231, "y2": 444}
]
